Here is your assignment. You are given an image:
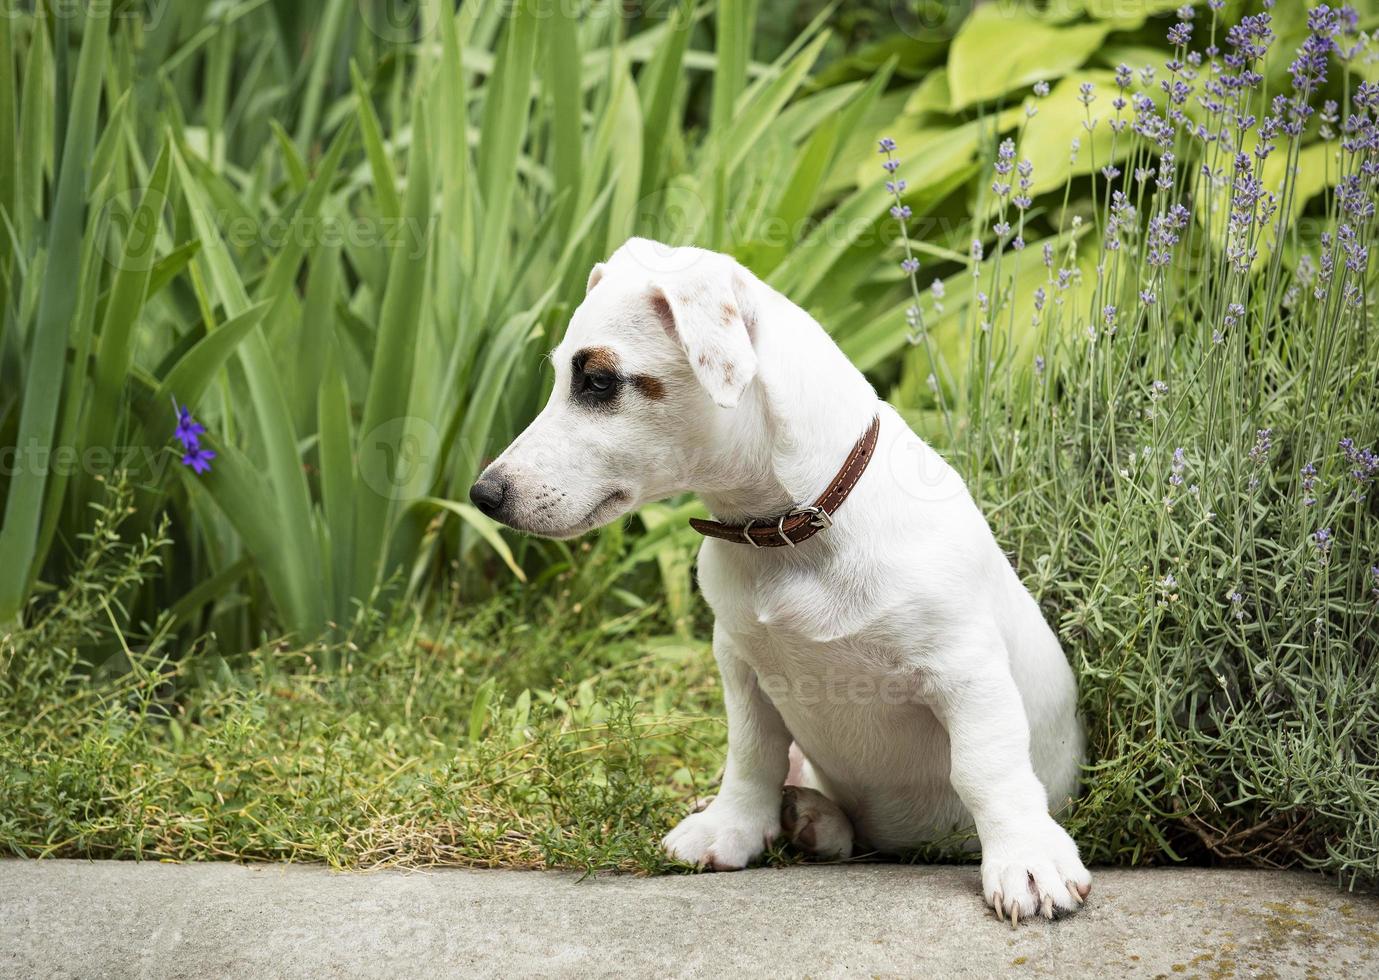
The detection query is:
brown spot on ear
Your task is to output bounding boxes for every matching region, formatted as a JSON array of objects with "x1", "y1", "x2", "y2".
[
  {"x1": 630, "y1": 374, "x2": 665, "y2": 400},
  {"x1": 650, "y1": 290, "x2": 672, "y2": 326},
  {"x1": 697, "y1": 353, "x2": 712, "y2": 368},
  {"x1": 577, "y1": 346, "x2": 620, "y2": 375},
  {"x1": 721, "y1": 302, "x2": 739, "y2": 325}
]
